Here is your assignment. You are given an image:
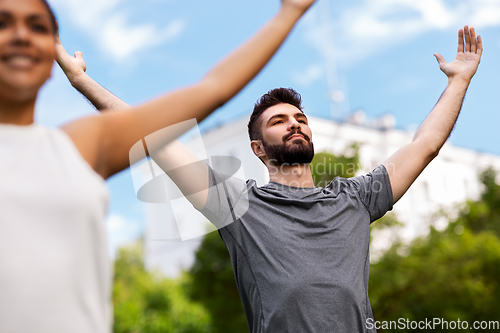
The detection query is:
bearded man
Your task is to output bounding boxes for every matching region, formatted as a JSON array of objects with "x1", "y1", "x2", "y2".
[{"x1": 190, "y1": 26, "x2": 482, "y2": 332}]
